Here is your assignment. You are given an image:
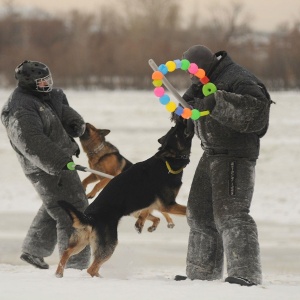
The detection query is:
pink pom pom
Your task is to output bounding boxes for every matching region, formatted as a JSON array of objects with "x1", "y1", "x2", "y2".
[
  {"x1": 154, "y1": 87, "x2": 165, "y2": 97},
  {"x1": 188, "y1": 63, "x2": 198, "y2": 74}
]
